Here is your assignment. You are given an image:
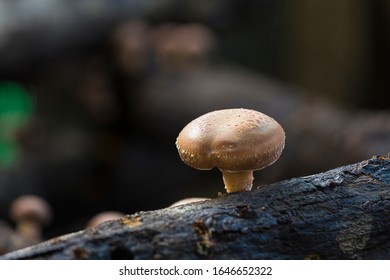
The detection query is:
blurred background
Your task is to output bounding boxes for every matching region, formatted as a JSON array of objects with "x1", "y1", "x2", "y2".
[{"x1": 0, "y1": 0, "x2": 389, "y2": 252}]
